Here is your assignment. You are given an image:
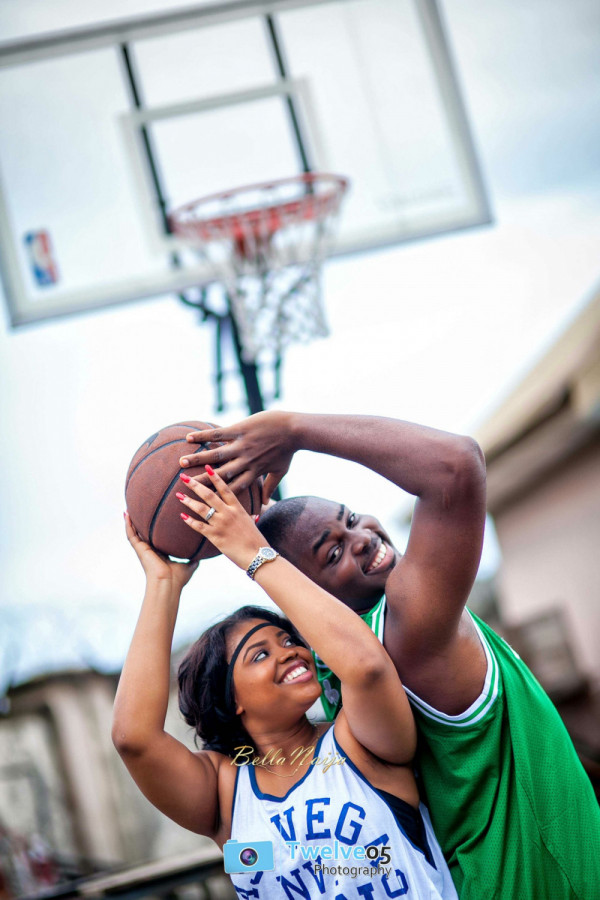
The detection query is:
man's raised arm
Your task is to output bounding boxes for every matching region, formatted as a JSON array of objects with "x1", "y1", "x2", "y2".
[
  {"x1": 181, "y1": 411, "x2": 482, "y2": 501},
  {"x1": 181, "y1": 411, "x2": 488, "y2": 710}
]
